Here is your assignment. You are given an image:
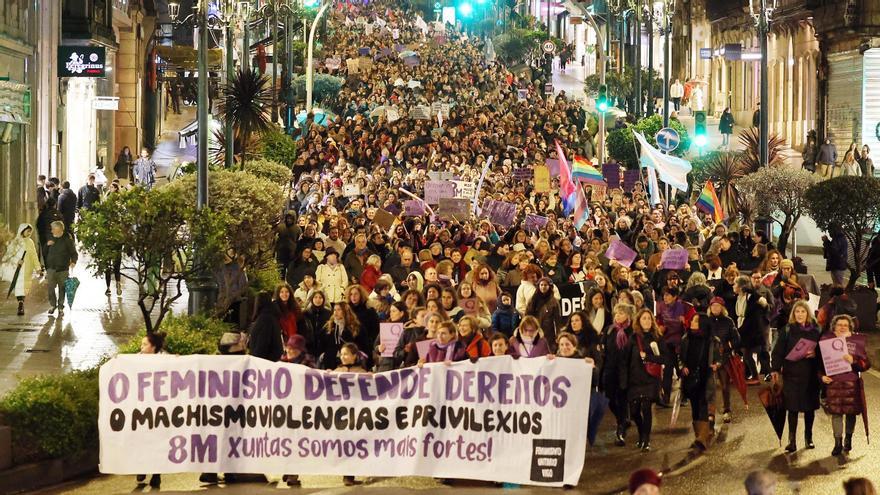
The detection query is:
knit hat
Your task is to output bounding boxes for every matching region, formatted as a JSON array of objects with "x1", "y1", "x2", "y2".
[
  {"x1": 629, "y1": 468, "x2": 662, "y2": 494},
  {"x1": 779, "y1": 259, "x2": 794, "y2": 269},
  {"x1": 285, "y1": 334, "x2": 307, "y2": 352},
  {"x1": 324, "y1": 247, "x2": 339, "y2": 259},
  {"x1": 709, "y1": 296, "x2": 725, "y2": 307}
]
